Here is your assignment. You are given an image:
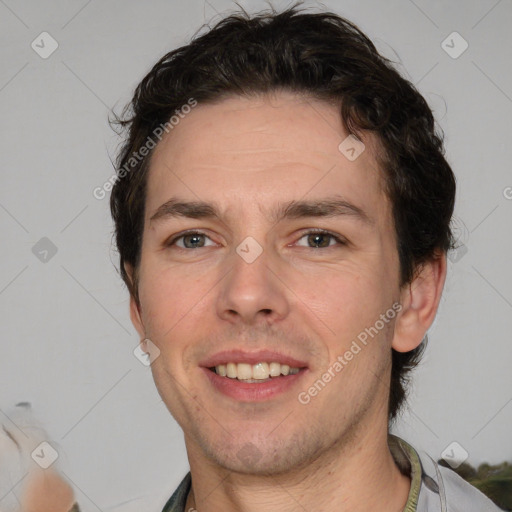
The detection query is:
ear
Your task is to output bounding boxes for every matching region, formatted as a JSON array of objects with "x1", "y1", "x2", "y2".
[
  {"x1": 124, "y1": 262, "x2": 145, "y2": 339},
  {"x1": 392, "y1": 252, "x2": 447, "y2": 353}
]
